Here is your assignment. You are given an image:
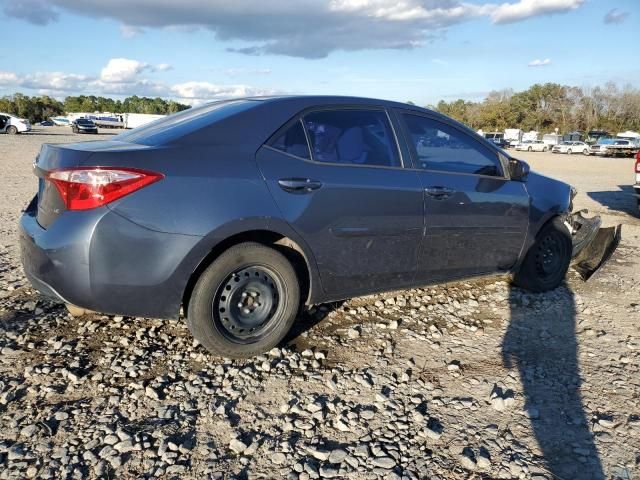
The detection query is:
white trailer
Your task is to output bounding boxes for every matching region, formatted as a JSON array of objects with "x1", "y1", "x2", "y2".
[
  {"x1": 542, "y1": 133, "x2": 562, "y2": 150},
  {"x1": 504, "y1": 128, "x2": 523, "y2": 146},
  {"x1": 122, "y1": 113, "x2": 165, "y2": 129}
]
